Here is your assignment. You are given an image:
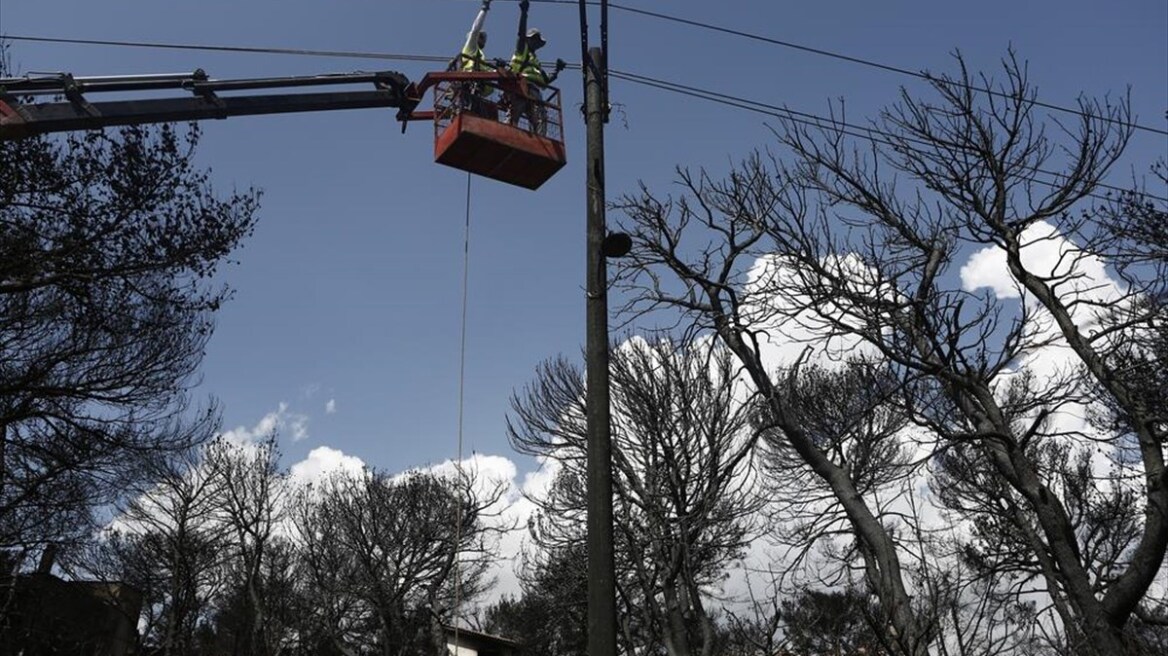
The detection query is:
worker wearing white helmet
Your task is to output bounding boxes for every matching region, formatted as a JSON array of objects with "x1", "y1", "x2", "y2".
[
  {"x1": 510, "y1": 0, "x2": 564, "y2": 87},
  {"x1": 456, "y1": 0, "x2": 497, "y2": 114}
]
